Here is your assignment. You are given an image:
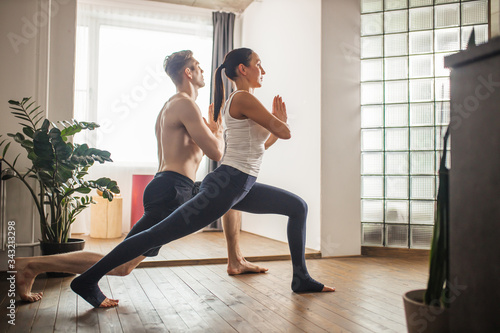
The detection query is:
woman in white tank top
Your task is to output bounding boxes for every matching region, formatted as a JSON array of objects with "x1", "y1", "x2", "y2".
[{"x1": 211, "y1": 48, "x2": 334, "y2": 293}]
